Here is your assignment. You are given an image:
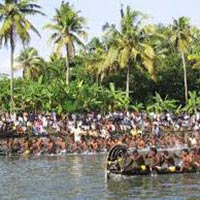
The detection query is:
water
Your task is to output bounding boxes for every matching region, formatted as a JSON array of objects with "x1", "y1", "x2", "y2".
[{"x1": 0, "y1": 155, "x2": 200, "y2": 200}]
